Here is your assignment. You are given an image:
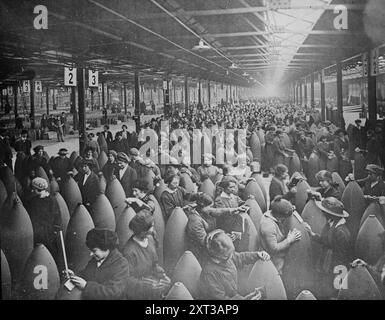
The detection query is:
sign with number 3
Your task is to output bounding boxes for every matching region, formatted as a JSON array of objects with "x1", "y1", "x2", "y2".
[{"x1": 89, "y1": 70, "x2": 99, "y2": 87}]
